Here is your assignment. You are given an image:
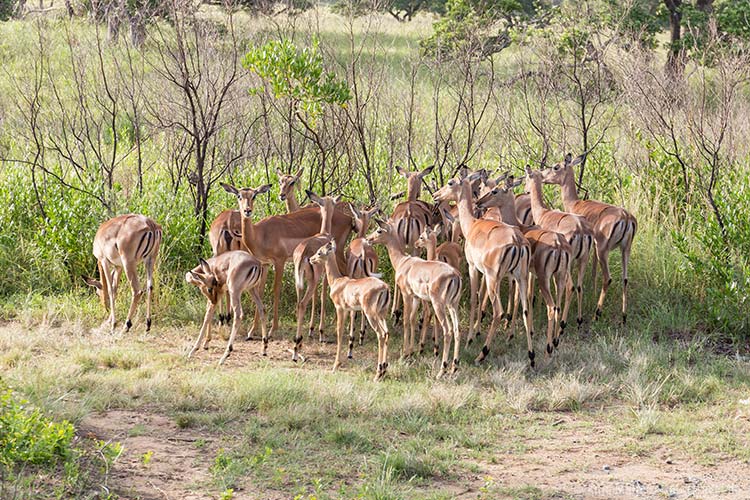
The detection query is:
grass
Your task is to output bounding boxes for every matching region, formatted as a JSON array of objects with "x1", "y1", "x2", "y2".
[{"x1": 0, "y1": 305, "x2": 748, "y2": 497}]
